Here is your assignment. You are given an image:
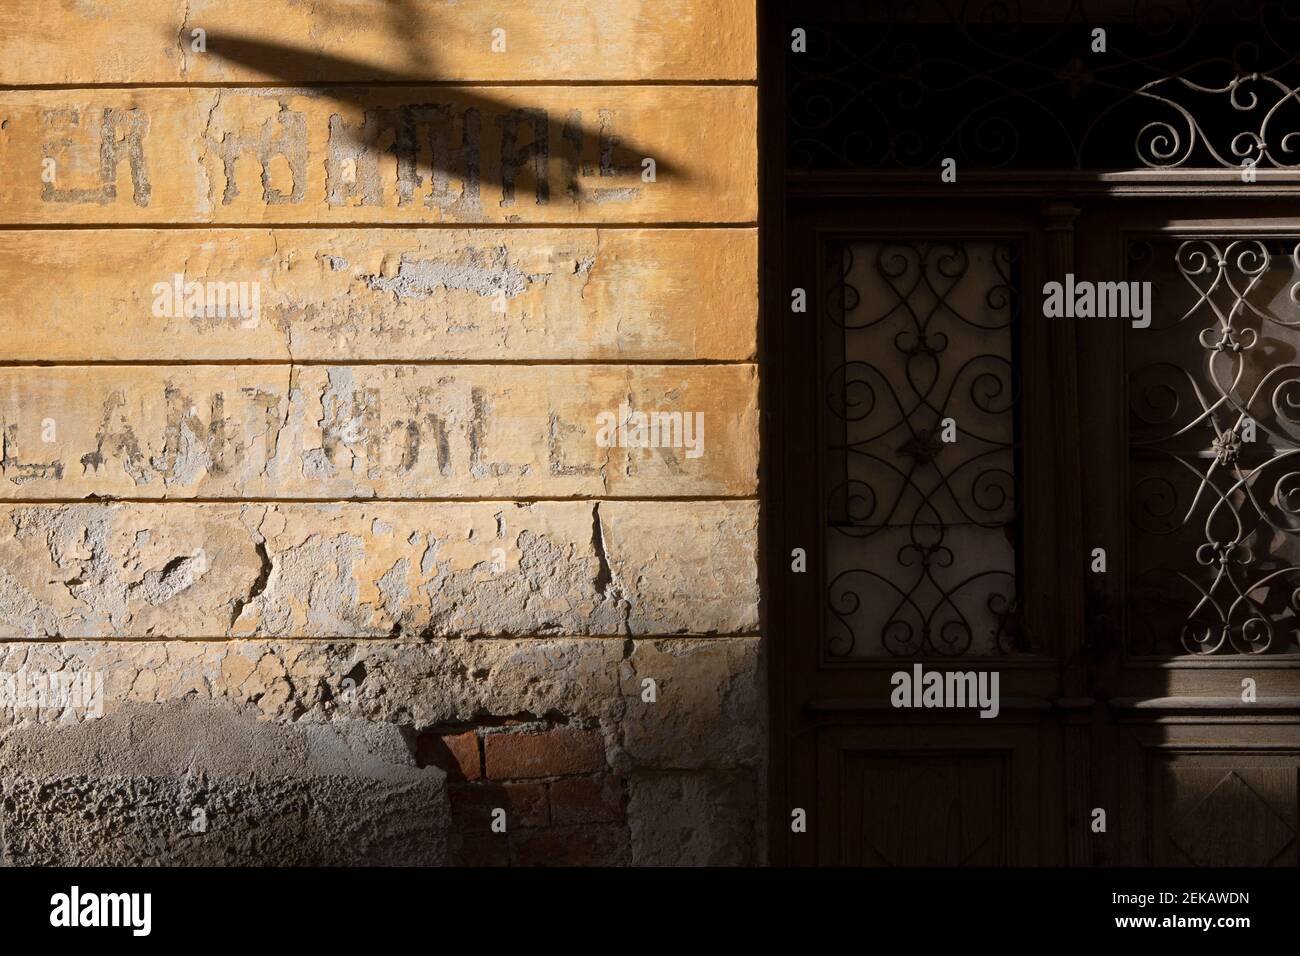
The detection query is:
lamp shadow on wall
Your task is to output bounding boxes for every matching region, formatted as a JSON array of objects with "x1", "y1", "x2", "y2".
[{"x1": 189, "y1": 0, "x2": 686, "y2": 205}]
